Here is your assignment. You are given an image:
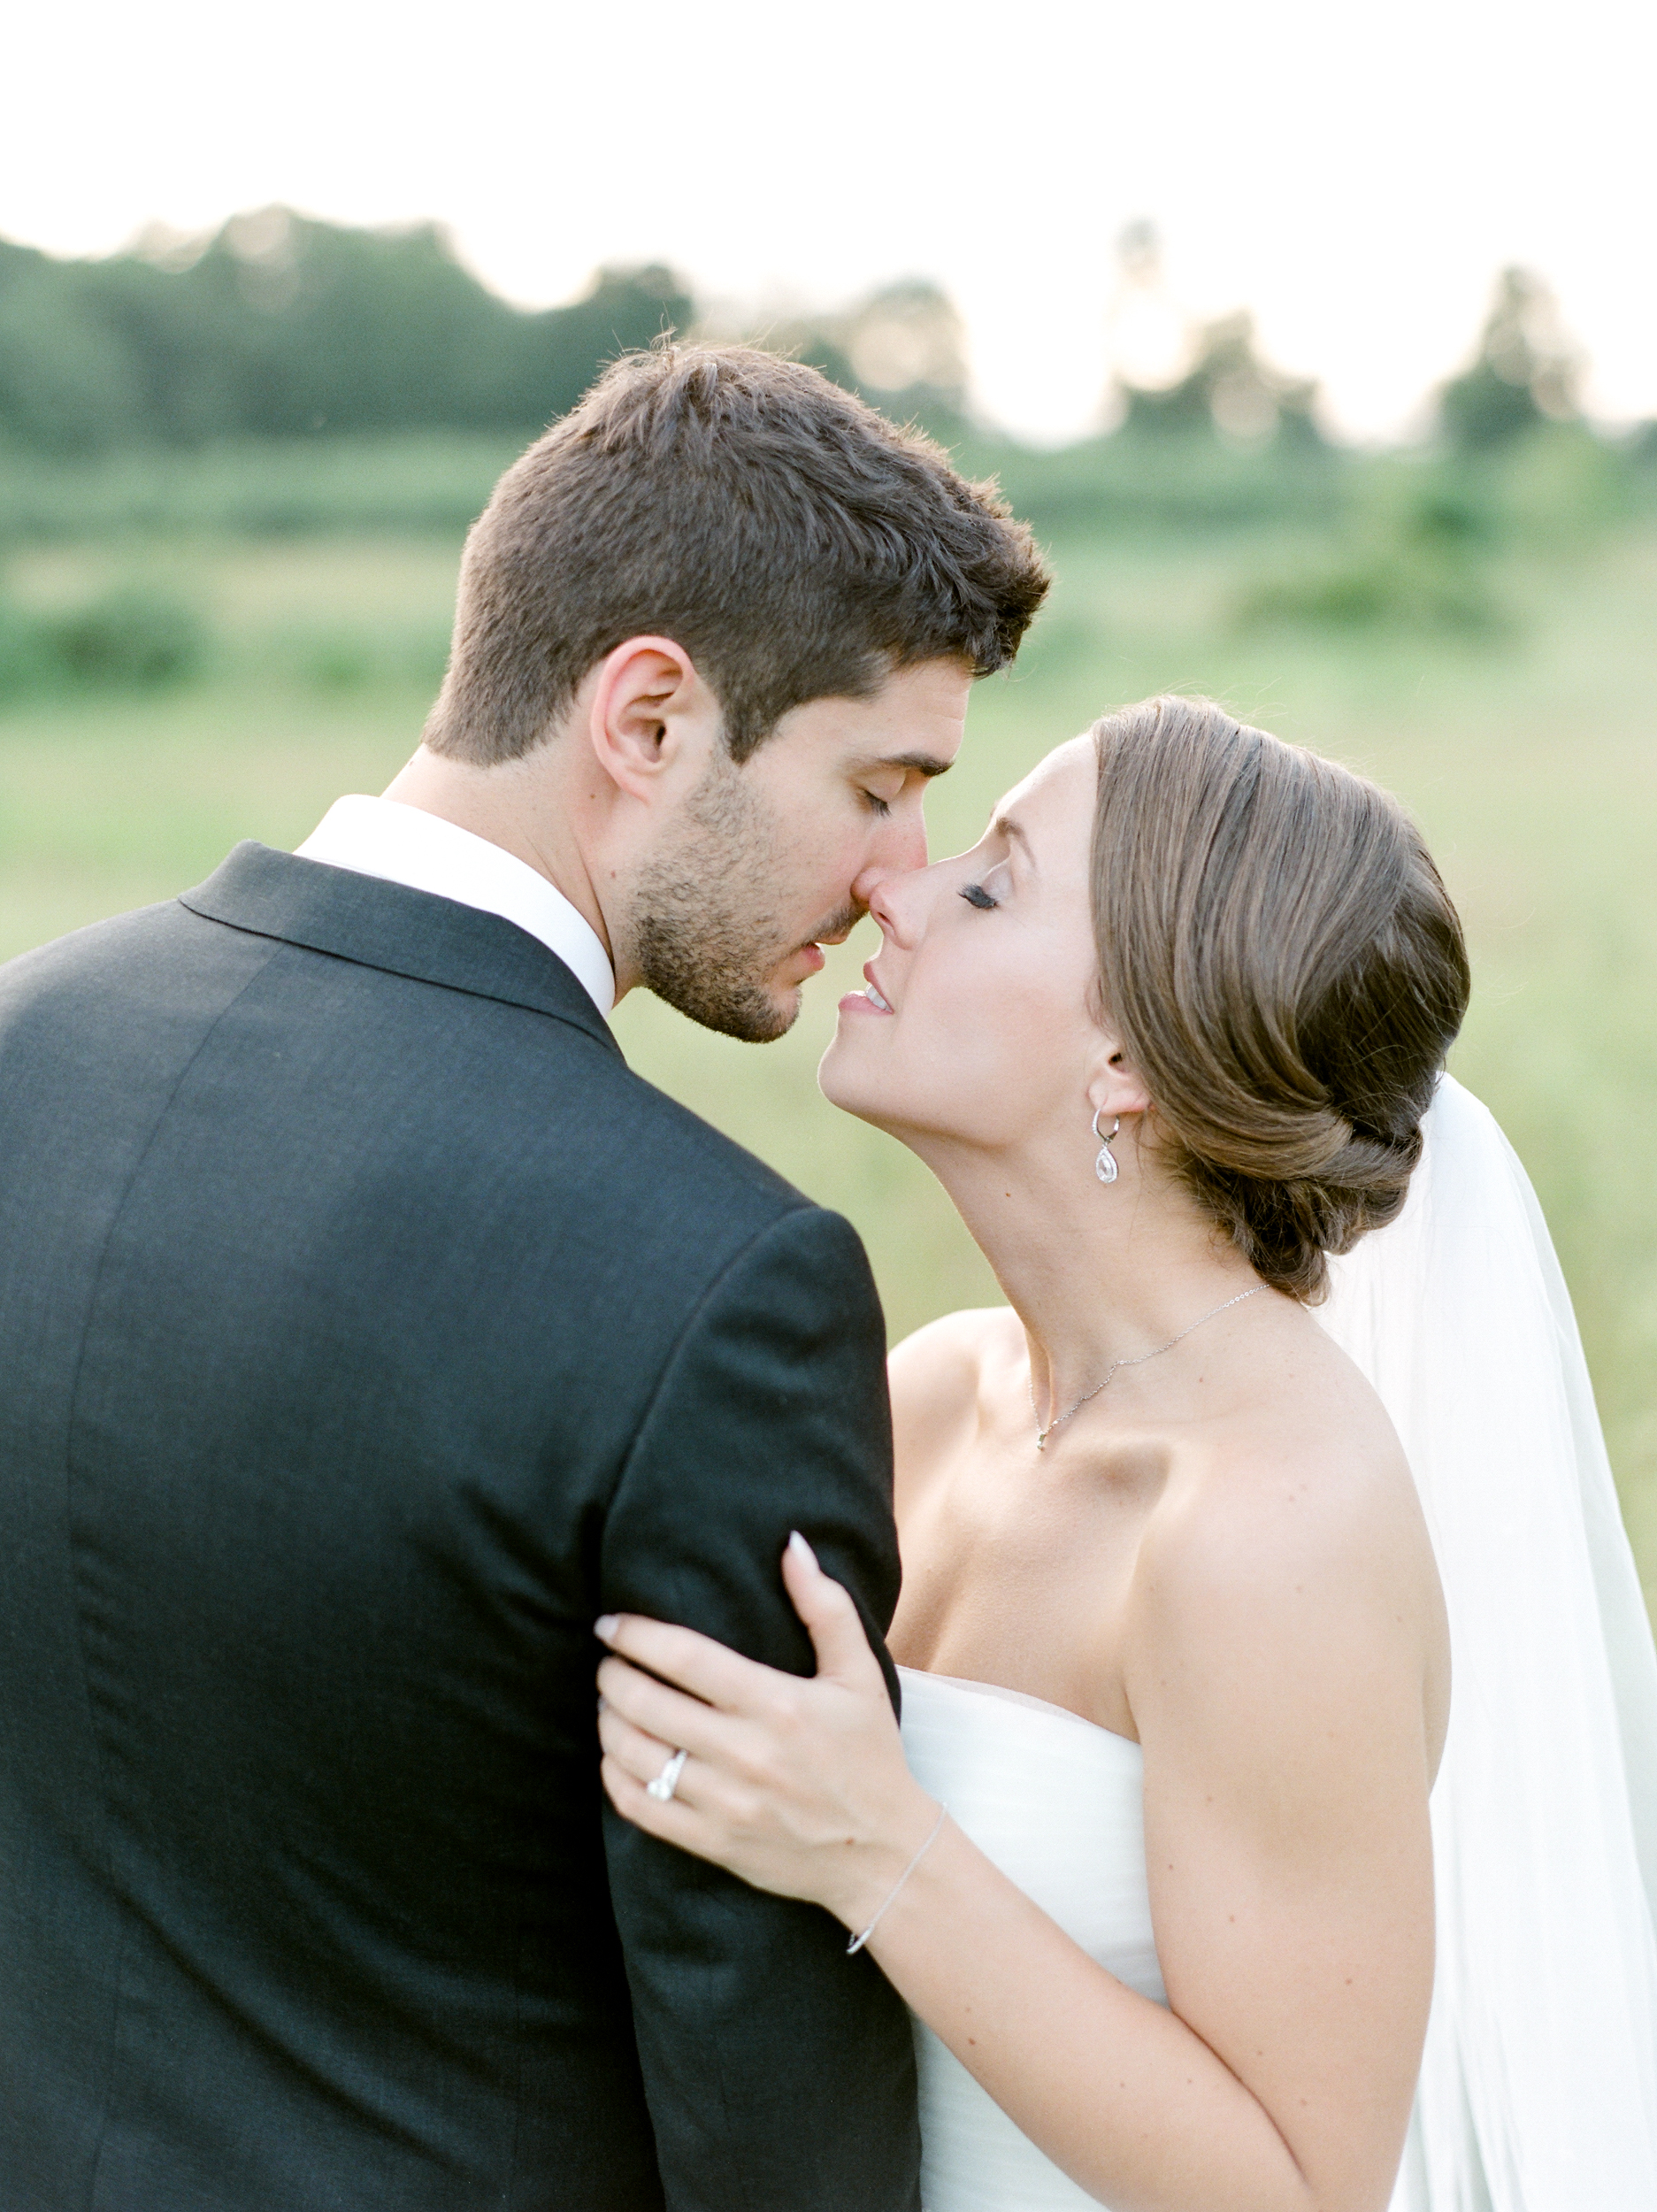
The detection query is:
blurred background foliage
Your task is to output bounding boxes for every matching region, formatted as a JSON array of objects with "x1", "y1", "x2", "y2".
[
  {"x1": 0, "y1": 208, "x2": 692, "y2": 449},
  {"x1": 1, "y1": 211, "x2": 1653, "y2": 1618}
]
